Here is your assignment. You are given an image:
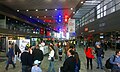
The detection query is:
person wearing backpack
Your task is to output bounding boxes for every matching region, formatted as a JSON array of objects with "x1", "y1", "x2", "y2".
[{"x1": 110, "y1": 50, "x2": 120, "y2": 72}]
